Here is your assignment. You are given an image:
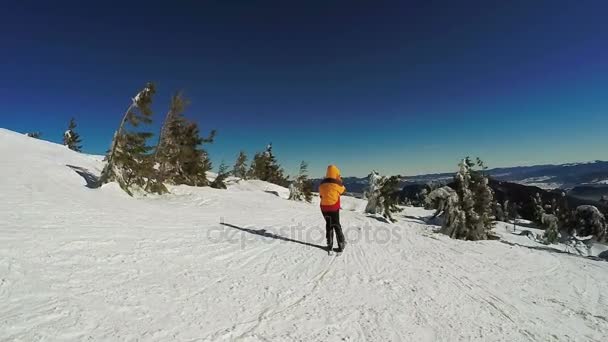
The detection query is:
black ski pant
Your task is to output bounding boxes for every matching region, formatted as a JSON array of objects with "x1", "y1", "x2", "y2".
[{"x1": 322, "y1": 211, "x2": 345, "y2": 250}]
